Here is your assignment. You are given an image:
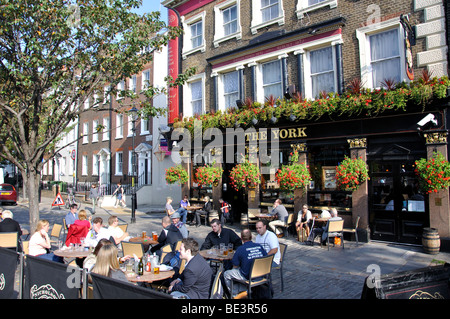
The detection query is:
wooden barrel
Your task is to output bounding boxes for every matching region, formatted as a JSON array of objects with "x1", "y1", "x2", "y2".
[
  {"x1": 422, "y1": 228, "x2": 440, "y2": 255},
  {"x1": 208, "y1": 211, "x2": 219, "y2": 224}
]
